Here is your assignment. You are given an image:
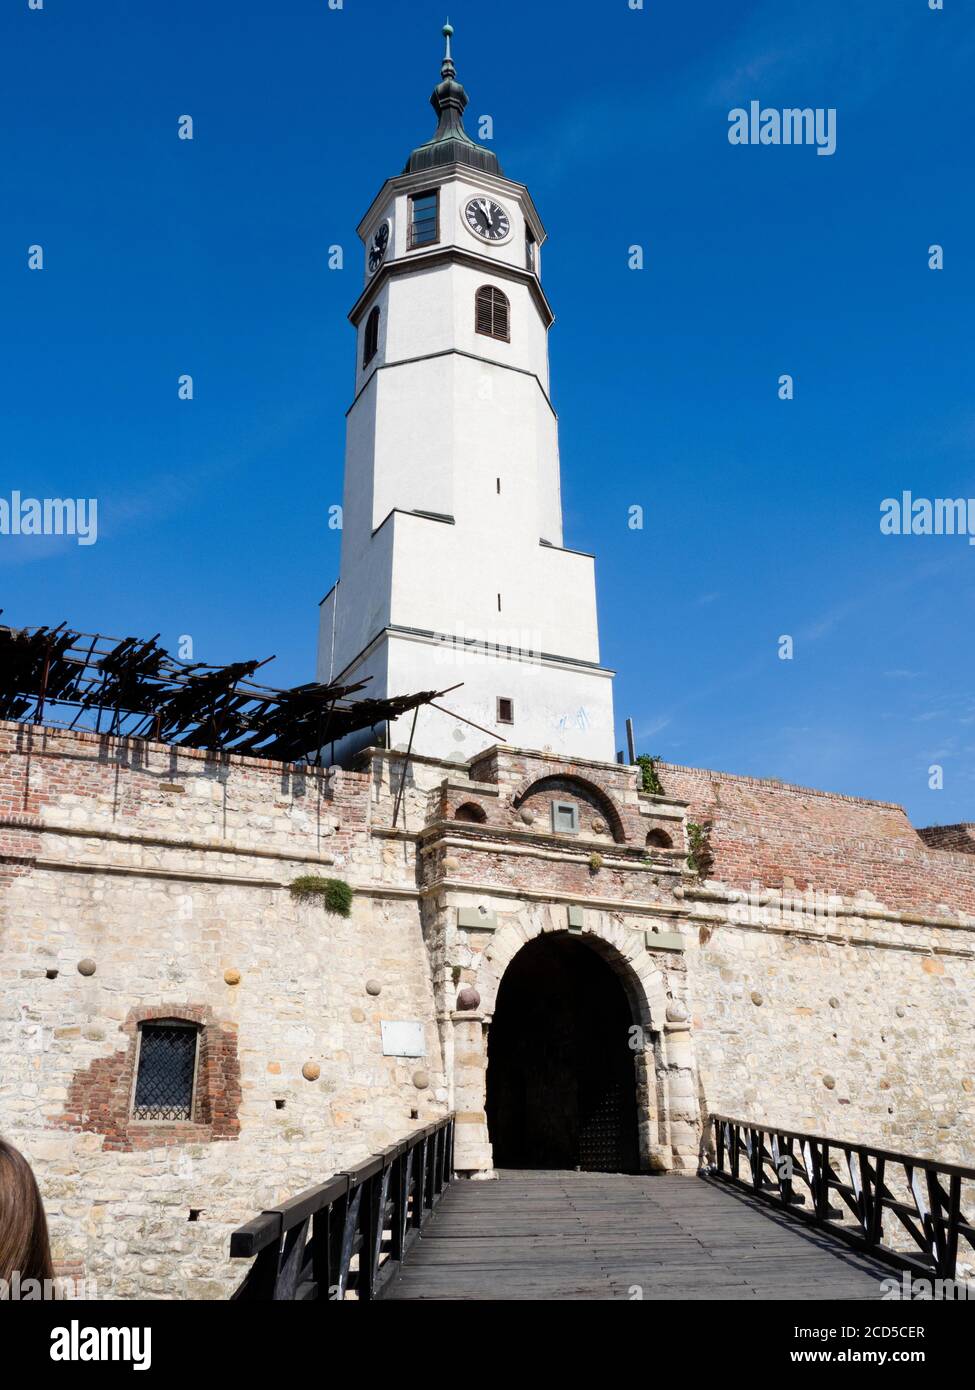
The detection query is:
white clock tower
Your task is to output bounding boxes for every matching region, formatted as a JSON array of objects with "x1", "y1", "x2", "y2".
[{"x1": 317, "y1": 25, "x2": 616, "y2": 763}]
